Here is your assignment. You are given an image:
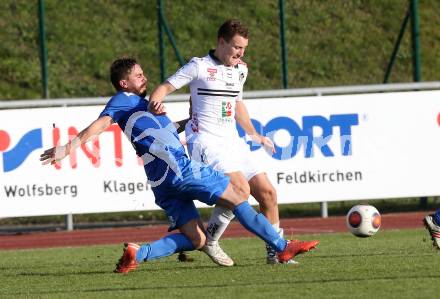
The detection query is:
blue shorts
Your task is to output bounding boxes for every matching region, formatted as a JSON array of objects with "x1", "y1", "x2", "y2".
[{"x1": 152, "y1": 158, "x2": 230, "y2": 231}]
